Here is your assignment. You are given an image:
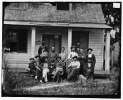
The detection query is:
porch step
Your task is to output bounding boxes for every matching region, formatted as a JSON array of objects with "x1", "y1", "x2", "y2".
[
  {"x1": 94, "y1": 69, "x2": 108, "y2": 78},
  {"x1": 94, "y1": 69, "x2": 106, "y2": 75}
]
